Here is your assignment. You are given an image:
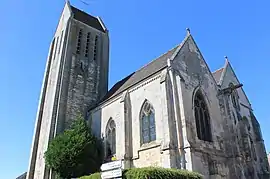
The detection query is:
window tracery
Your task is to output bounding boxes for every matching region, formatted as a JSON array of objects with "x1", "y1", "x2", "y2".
[
  {"x1": 194, "y1": 90, "x2": 212, "y2": 142},
  {"x1": 105, "y1": 119, "x2": 116, "y2": 159},
  {"x1": 140, "y1": 100, "x2": 156, "y2": 144}
]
